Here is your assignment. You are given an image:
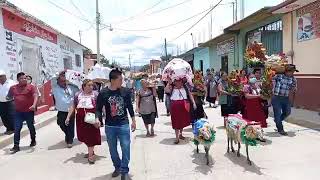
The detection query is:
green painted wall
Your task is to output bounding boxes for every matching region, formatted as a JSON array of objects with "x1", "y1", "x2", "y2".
[
  {"x1": 237, "y1": 15, "x2": 283, "y2": 69},
  {"x1": 194, "y1": 48, "x2": 210, "y2": 71}
]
